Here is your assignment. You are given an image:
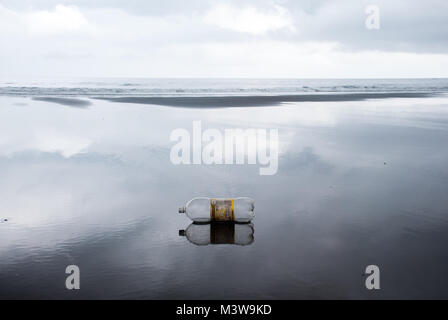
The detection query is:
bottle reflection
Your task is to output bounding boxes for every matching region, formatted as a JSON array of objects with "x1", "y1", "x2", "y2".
[{"x1": 179, "y1": 223, "x2": 254, "y2": 246}]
